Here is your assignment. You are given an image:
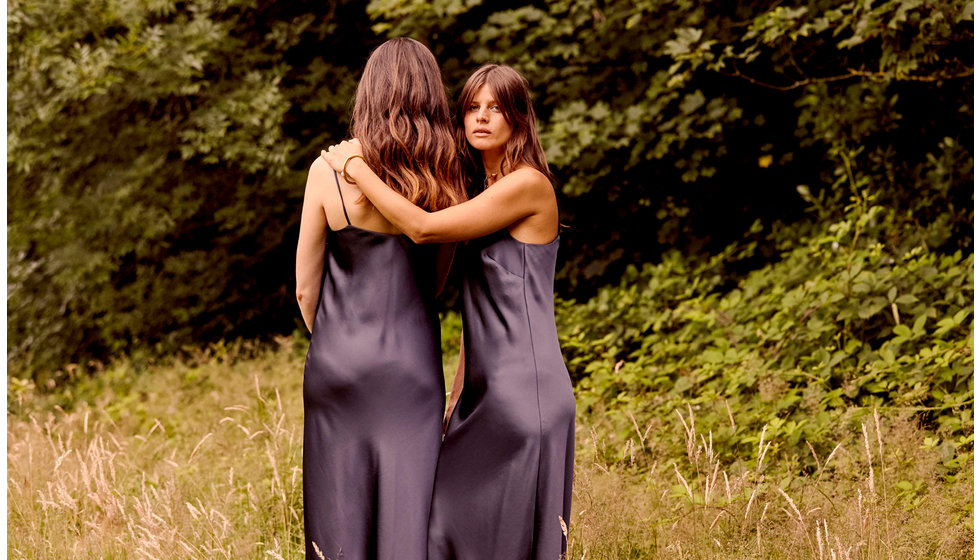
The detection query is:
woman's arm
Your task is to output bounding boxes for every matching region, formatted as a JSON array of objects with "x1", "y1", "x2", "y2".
[
  {"x1": 295, "y1": 160, "x2": 330, "y2": 332},
  {"x1": 321, "y1": 141, "x2": 553, "y2": 244},
  {"x1": 444, "y1": 335, "x2": 465, "y2": 434}
]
